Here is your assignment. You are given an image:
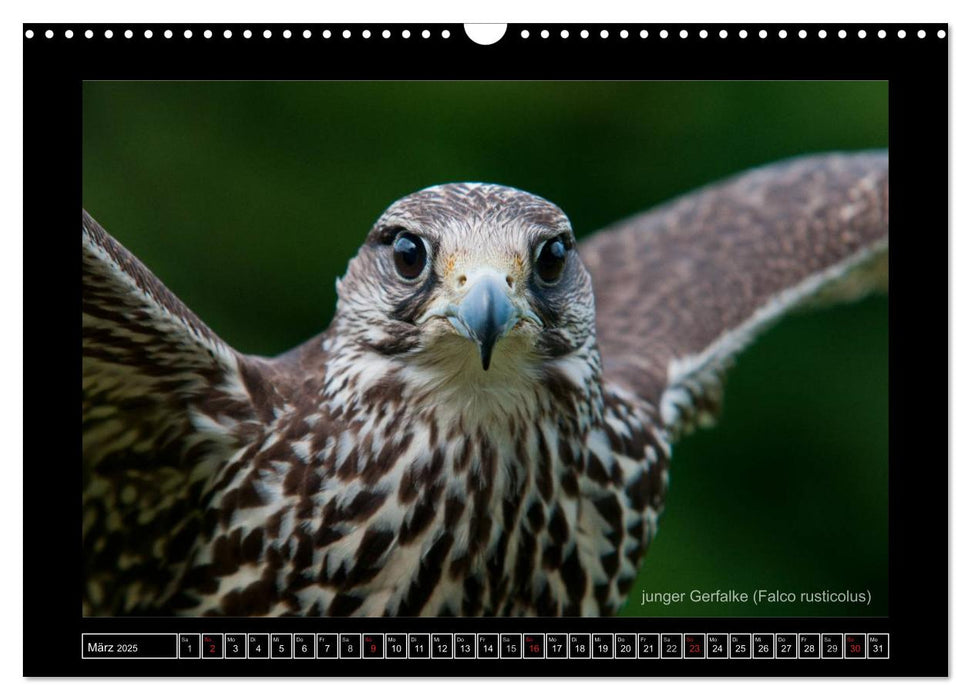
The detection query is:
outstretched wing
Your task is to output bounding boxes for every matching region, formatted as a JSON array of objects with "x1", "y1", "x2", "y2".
[
  {"x1": 83, "y1": 211, "x2": 266, "y2": 613},
  {"x1": 580, "y1": 152, "x2": 888, "y2": 438}
]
